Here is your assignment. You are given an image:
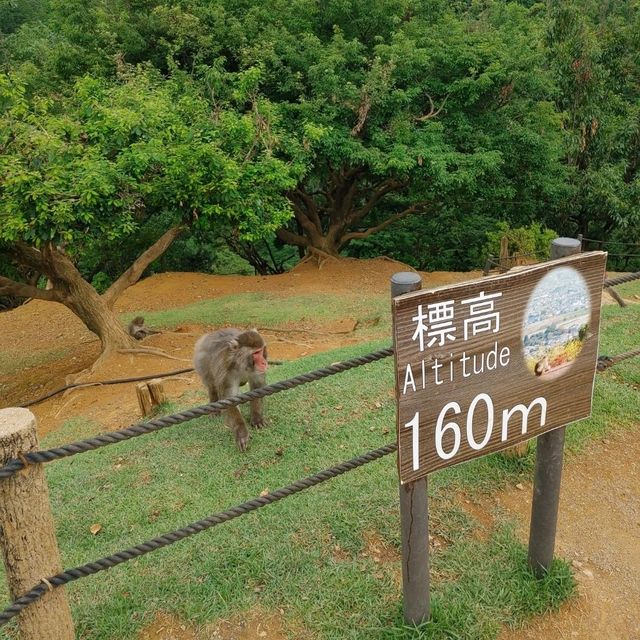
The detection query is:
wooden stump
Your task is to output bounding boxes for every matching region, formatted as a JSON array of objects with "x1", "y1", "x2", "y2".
[
  {"x1": 136, "y1": 379, "x2": 167, "y2": 416},
  {"x1": 147, "y1": 379, "x2": 167, "y2": 406},
  {"x1": 0, "y1": 408, "x2": 74, "y2": 639}
]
